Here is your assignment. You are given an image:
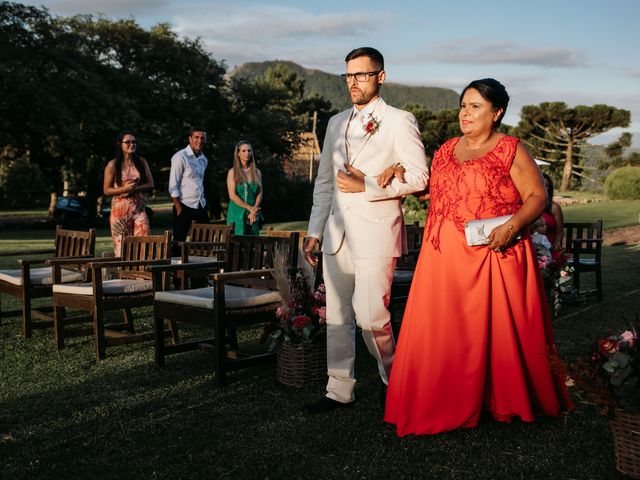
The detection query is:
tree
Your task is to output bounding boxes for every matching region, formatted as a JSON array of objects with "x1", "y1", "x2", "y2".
[
  {"x1": 404, "y1": 105, "x2": 459, "y2": 159},
  {"x1": 225, "y1": 65, "x2": 335, "y2": 221},
  {"x1": 0, "y1": 3, "x2": 230, "y2": 216},
  {"x1": 516, "y1": 102, "x2": 630, "y2": 191}
]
